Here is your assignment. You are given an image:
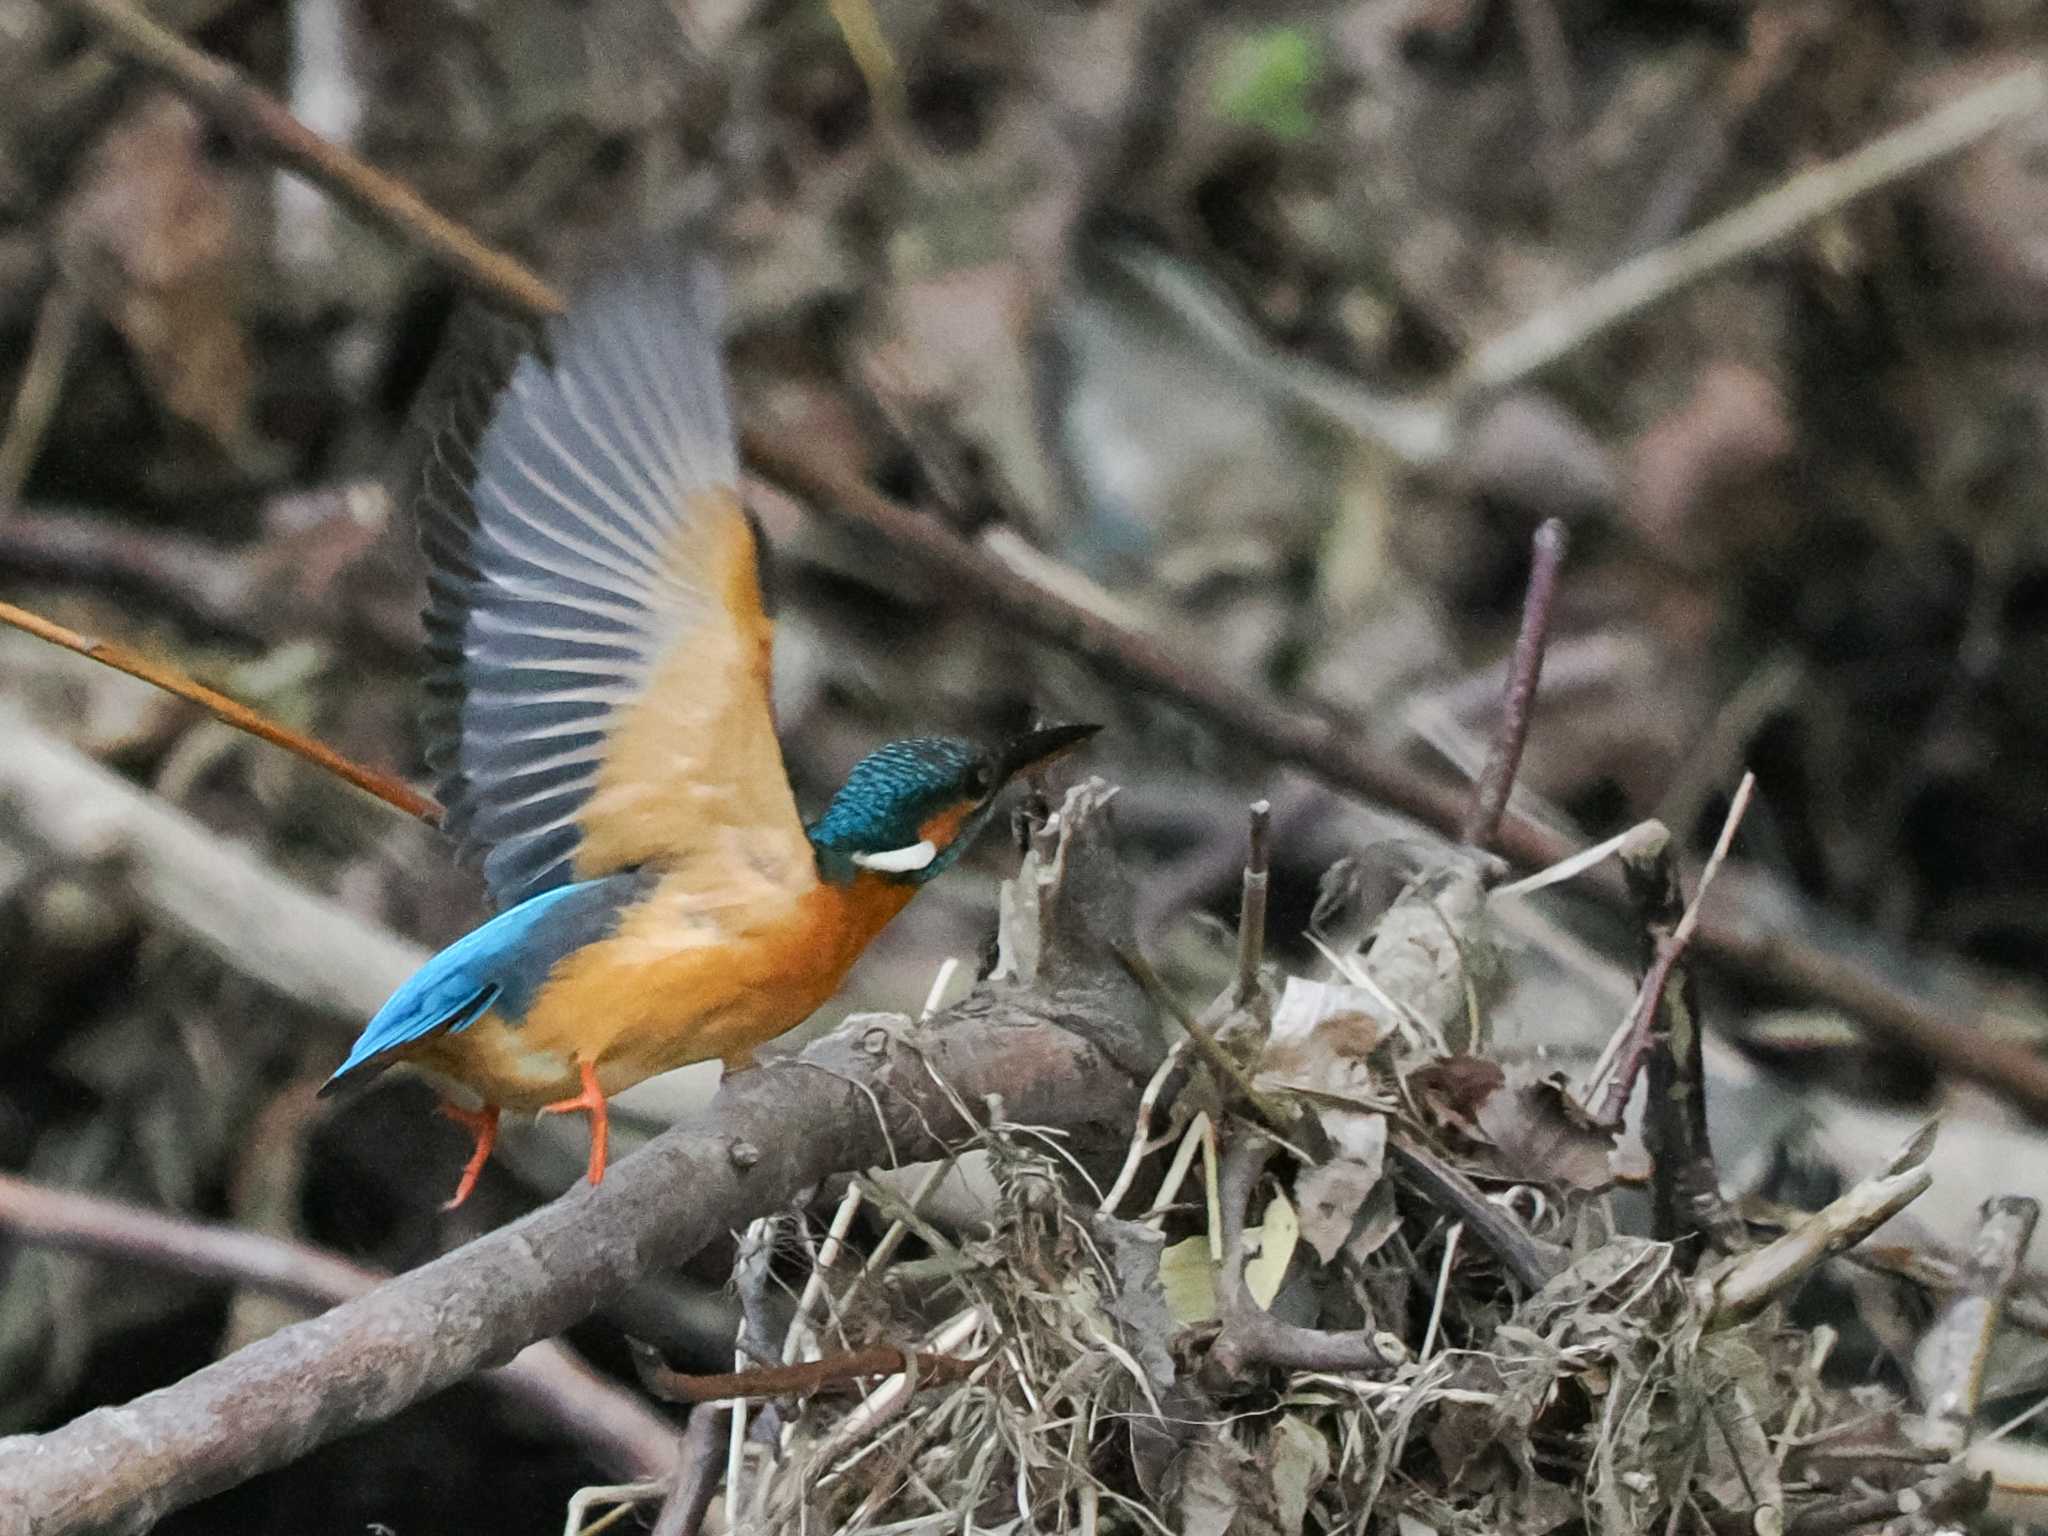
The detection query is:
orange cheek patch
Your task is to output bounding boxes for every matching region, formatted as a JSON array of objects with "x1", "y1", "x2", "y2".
[{"x1": 918, "y1": 801, "x2": 975, "y2": 849}]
